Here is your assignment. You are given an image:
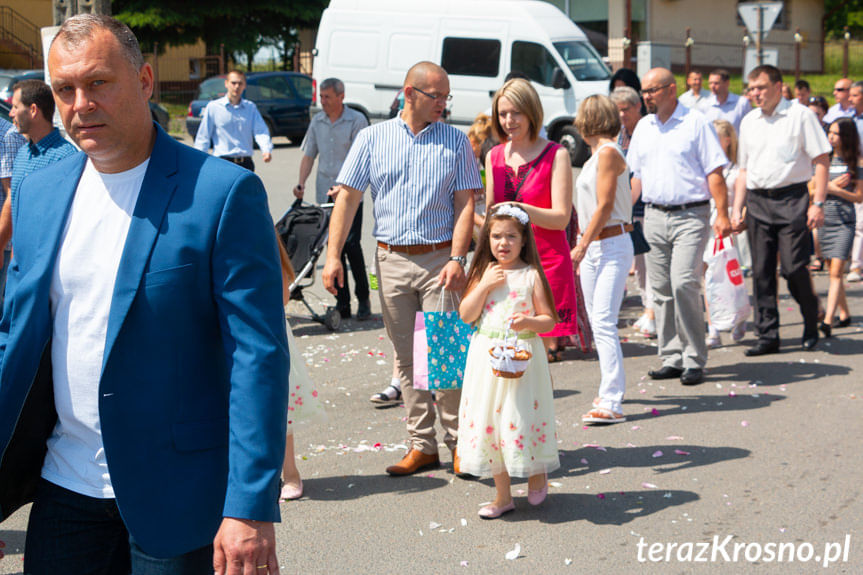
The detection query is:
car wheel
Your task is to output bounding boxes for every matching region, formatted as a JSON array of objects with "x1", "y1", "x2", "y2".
[{"x1": 557, "y1": 125, "x2": 591, "y2": 168}]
